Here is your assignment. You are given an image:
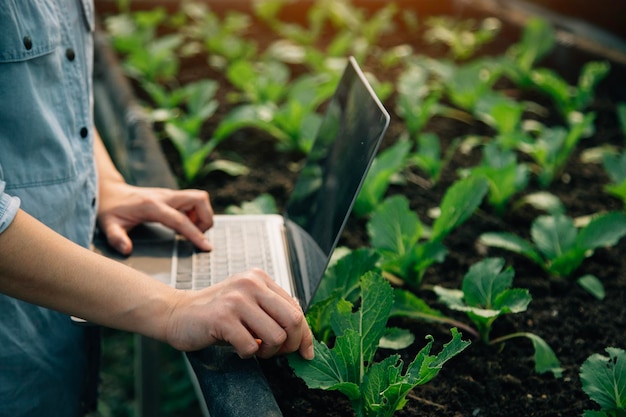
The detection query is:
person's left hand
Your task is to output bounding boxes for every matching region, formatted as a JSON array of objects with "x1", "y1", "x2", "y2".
[{"x1": 97, "y1": 179, "x2": 214, "y2": 255}]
